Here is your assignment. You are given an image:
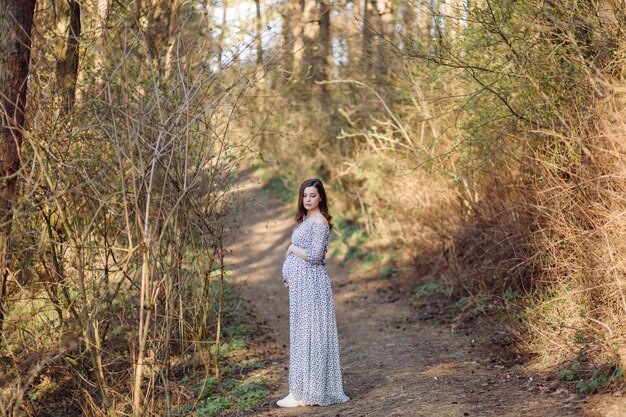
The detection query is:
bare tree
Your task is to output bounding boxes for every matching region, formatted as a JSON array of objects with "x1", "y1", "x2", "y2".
[
  {"x1": 218, "y1": 0, "x2": 229, "y2": 66},
  {"x1": 300, "y1": 0, "x2": 318, "y2": 82},
  {"x1": 0, "y1": 0, "x2": 36, "y2": 344},
  {"x1": 317, "y1": 0, "x2": 331, "y2": 81},
  {"x1": 56, "y1": 0, "x2": 81, "y2": 114},
  {"x1": 255, "y1": 0, "x2": 263, "y2": 65},
  {"x1": 361, "y1": 0, "x2": 375, "y2": 73},
  {"x1": 93, "y1": 0, "x2": 111, "y2": 90},
  {"x1": 373, "y1": 0, "x2": 393, "y2": 87}
]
